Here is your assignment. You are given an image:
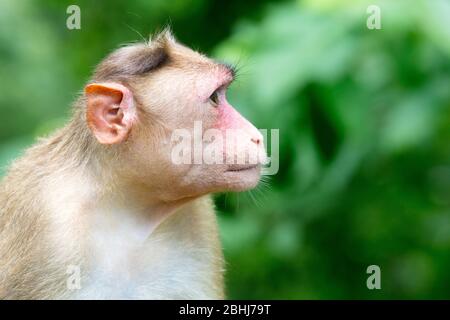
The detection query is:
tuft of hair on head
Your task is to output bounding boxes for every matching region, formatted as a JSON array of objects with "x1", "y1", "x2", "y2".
[
  {"x1": 150, "y1": 26, "x2": 176, "y2": 46},
  {"x1": 91, "y1": 28, "x2": 177, "y2": 82}
]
